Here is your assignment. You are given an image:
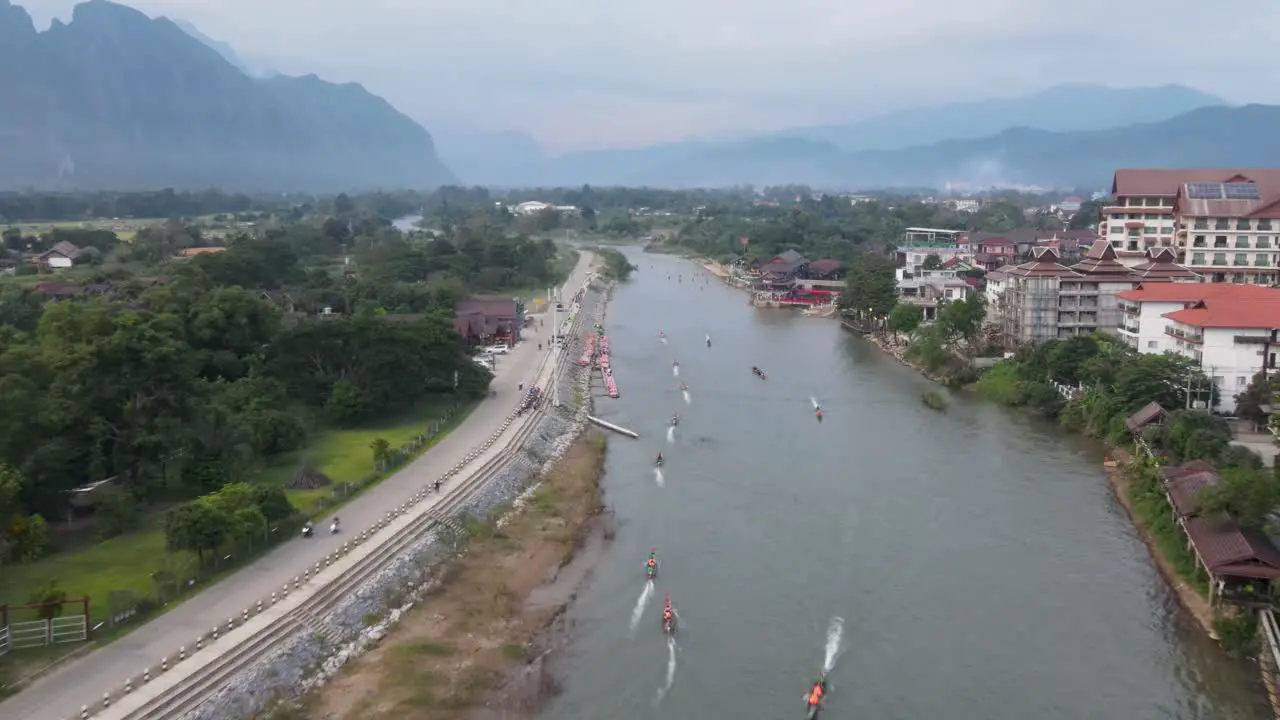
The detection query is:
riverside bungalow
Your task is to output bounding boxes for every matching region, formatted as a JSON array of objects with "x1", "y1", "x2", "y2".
[
  {"x1": 1161, "y1": 462, "x2": 1280, "y2": 606},
  {"x1": 454, "y1": 299, "x2": 519, "y2": 345},
  {"x1": 758, "y1": 250, "x2": 810, "y2": 288}
]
